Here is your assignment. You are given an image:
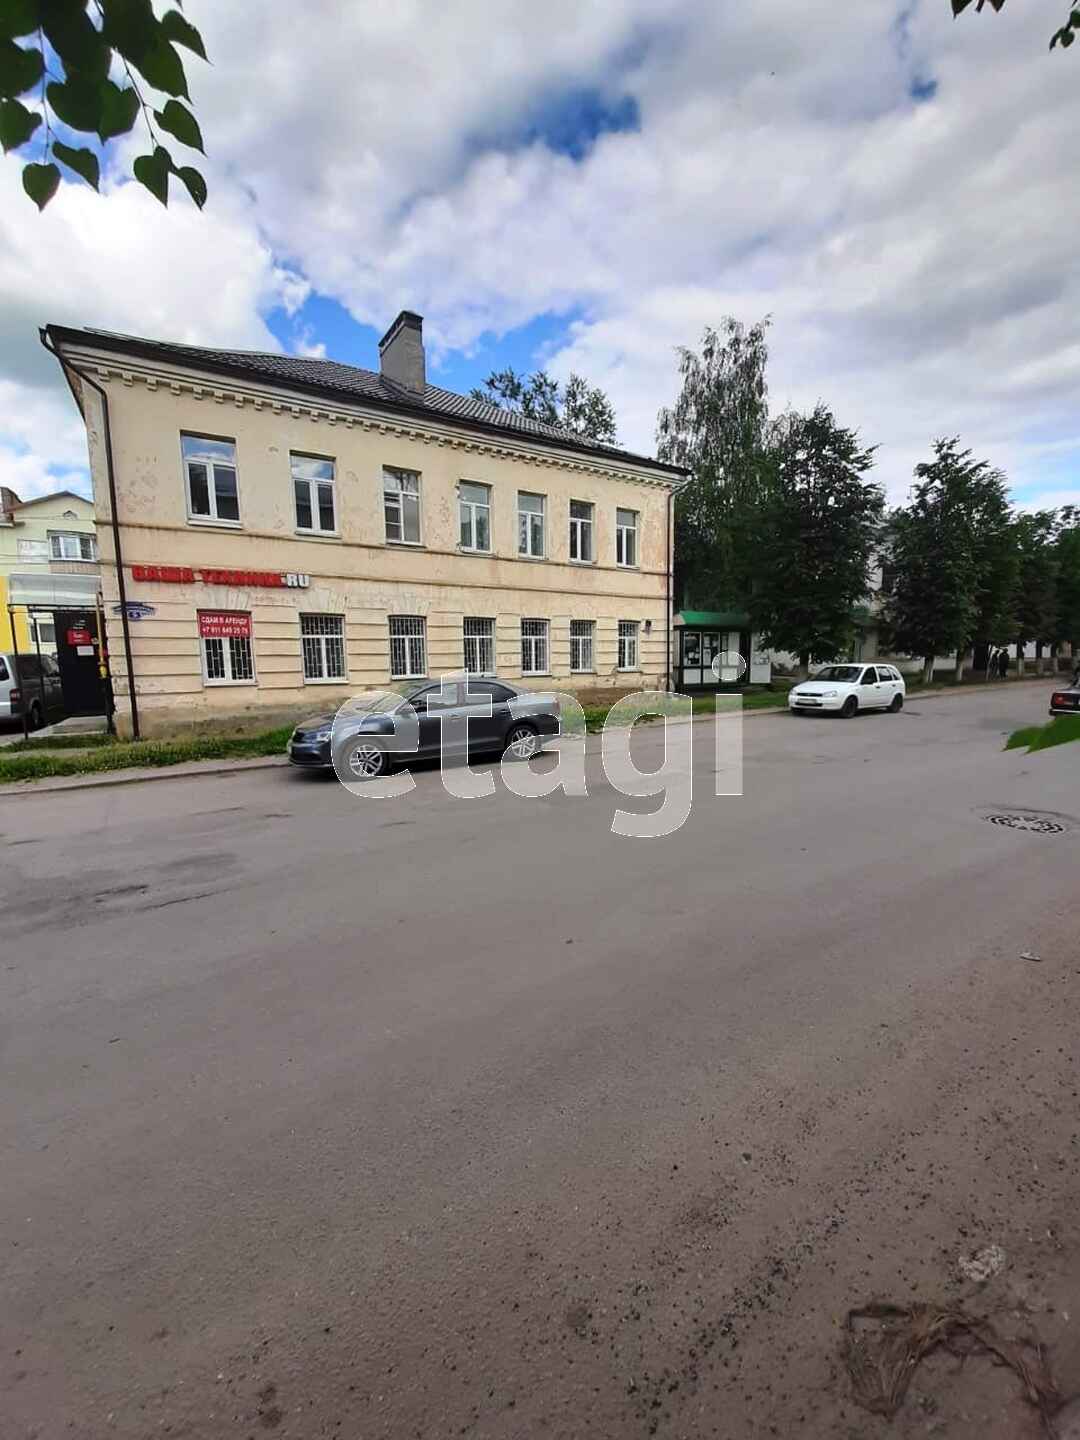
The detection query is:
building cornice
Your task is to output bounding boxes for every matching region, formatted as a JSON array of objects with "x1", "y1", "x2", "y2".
[{"x1": 54, "y1": 341, "x2": 683, "y2": 492}]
